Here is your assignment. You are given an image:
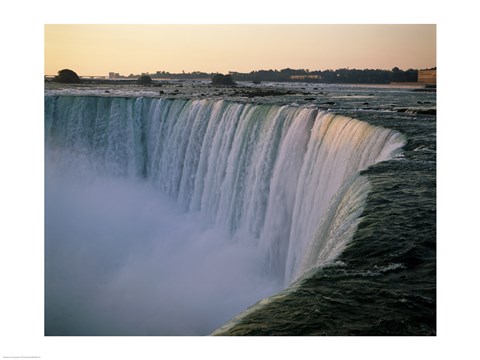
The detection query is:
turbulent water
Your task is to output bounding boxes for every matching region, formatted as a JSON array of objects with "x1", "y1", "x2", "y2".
[{"x1": 44, "y1": 83, "x2": 436, "y2": 336}]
